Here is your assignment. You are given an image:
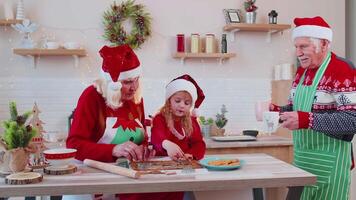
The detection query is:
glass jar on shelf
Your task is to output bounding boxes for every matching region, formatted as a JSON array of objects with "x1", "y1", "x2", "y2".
[
  {"x1": 190, "y1": 33, "x2": 200, "y2": 53},
  {"x1": 205, "y1": 34, "x2": 215, "y2": 53}
]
